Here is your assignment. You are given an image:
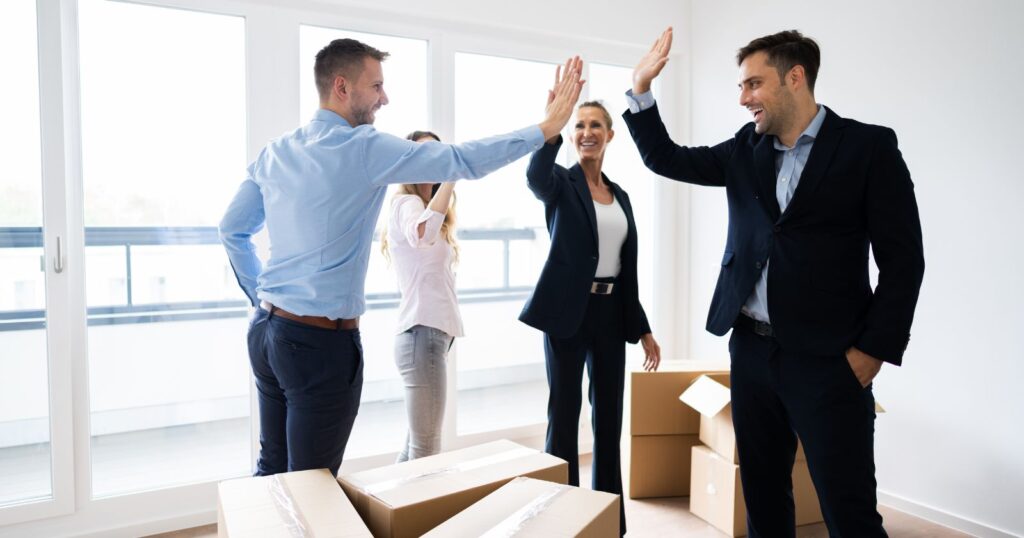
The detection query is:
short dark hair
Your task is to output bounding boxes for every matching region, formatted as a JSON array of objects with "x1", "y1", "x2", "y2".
[
  {"x1": 578, "y1": 100, "x2": 613, "y2": 129},
  {"x1": 314, "y1": 38, "x2": 389, "y2": 100},
  {"x1": 406, "y1": 130, "x2": 441, "y2": 142},
  {"x1": 737, "y1": 30, "x2": 820, "y2": 92}
]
